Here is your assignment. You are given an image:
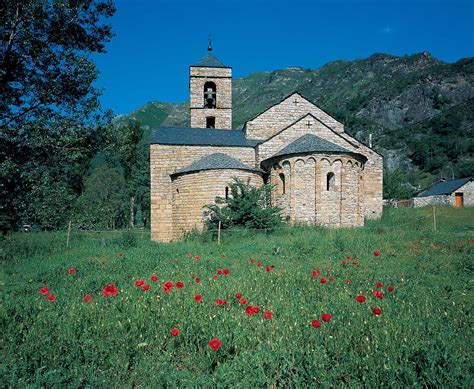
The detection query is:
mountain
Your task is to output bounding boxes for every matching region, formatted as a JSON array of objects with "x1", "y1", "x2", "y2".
[{"x1": 118, "y1": 52, "x2": 474, "y2": 185}]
